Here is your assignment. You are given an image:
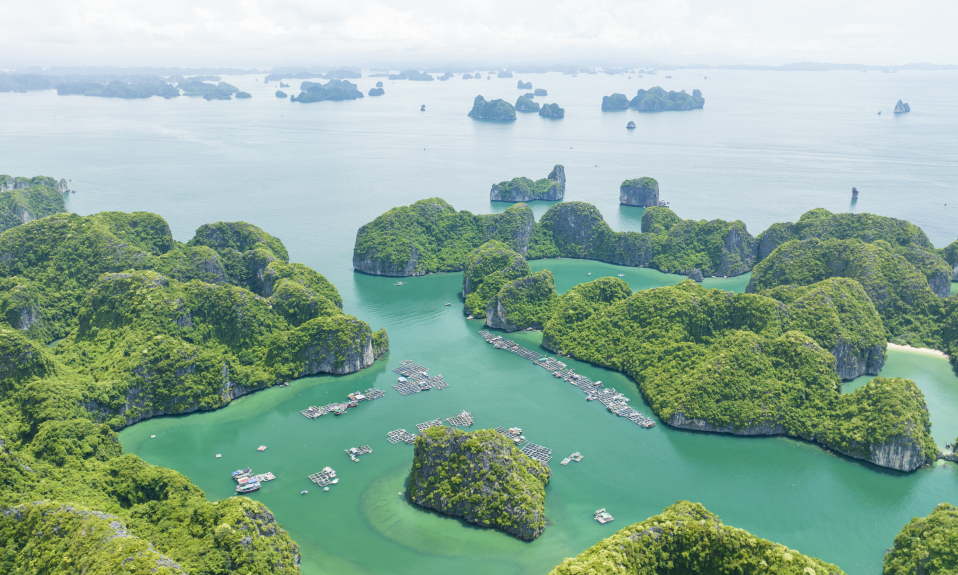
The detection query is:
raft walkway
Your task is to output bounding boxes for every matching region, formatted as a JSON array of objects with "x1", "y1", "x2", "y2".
[
  {"x1": 387, "y1": 429, "x2": 416, "y2": 444},
  {"x1": 392, "y1": 360, "x2": 449, "y2": 395},
  {"x1": 445, "y1": 410, "x2": 474, "y2": 427},
  {"x1": 308, "y1": 467, "x2": 337, "y2": 487},
  {"x1": 345, "y1": 446, "x2": 373, "y2": 462},
  {"x1": 521, "y1": 443, "x2": 553, "y2": 464},
  {"x1": 494, "y1": 426, "x2": 527, "y2": 447},
  {"x1": 478, "y1": 331, "x2": 655, "y2": 429},
  {"x1": 416, "y1": 419, "x2": 443, "y2": 432},
  {"x1": 300, "y1": 387, "x2": 386, "y2": 419}
]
